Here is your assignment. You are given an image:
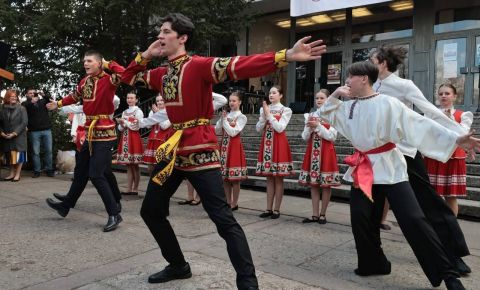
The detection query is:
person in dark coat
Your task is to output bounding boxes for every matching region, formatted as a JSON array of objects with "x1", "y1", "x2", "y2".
[{"x1": 0, "y1": 90, "x2": 28, "y2": 181}]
